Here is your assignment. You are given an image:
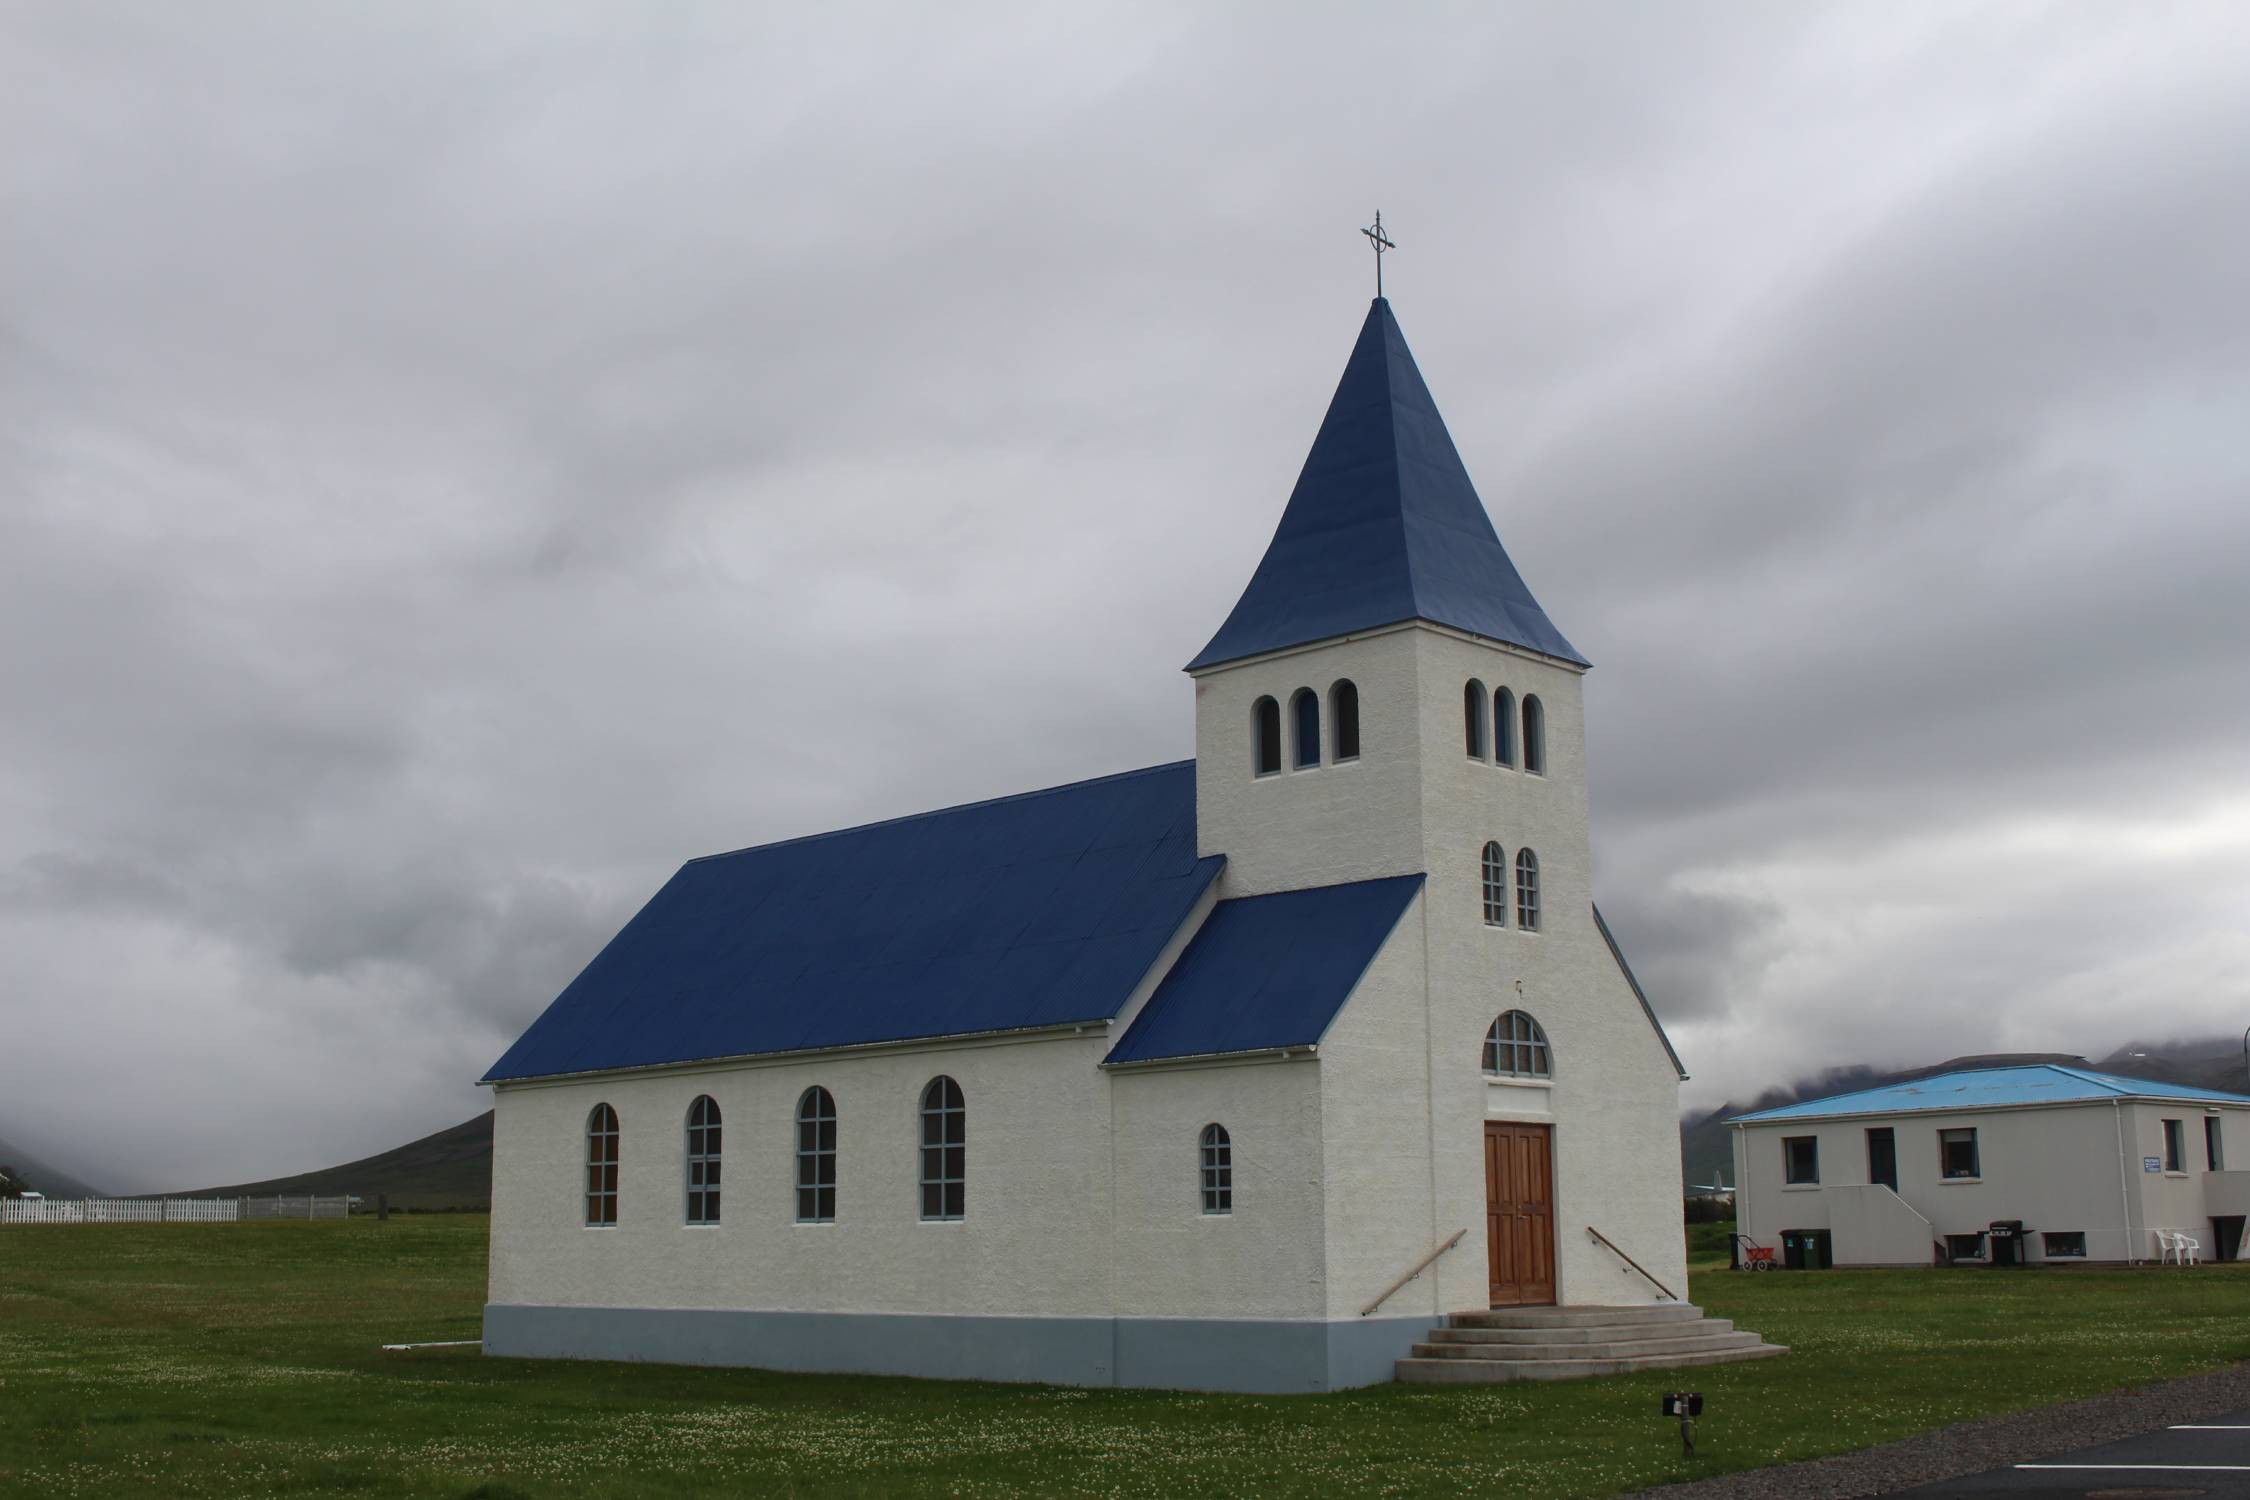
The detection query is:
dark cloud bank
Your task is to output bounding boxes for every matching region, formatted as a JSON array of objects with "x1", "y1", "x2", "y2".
[{"x1": 4, "y1": 3, "x2": 2246, "y2": 1189}]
